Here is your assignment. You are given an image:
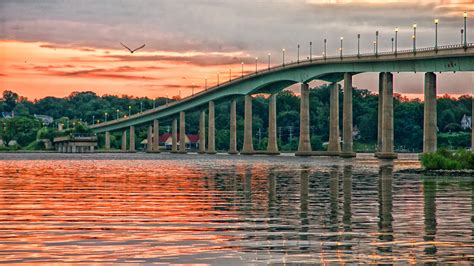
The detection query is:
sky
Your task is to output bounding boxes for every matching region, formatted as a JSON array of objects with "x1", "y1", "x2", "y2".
[{"x1": 0, "y1": 0, "x2": 473, "y2": 100}]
